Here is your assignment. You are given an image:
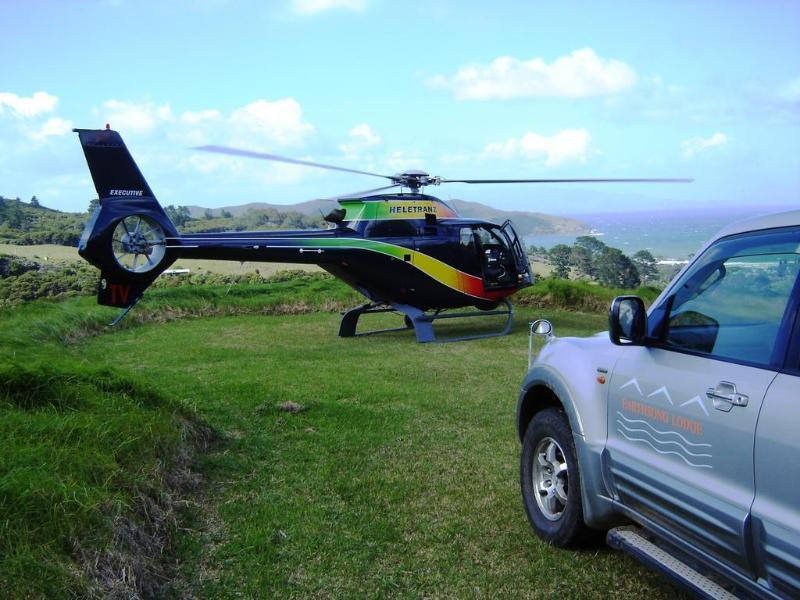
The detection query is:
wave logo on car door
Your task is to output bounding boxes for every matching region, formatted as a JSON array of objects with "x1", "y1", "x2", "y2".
[{"x1": 616, "y1": 378, "x2": 713, "y2": 469}]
